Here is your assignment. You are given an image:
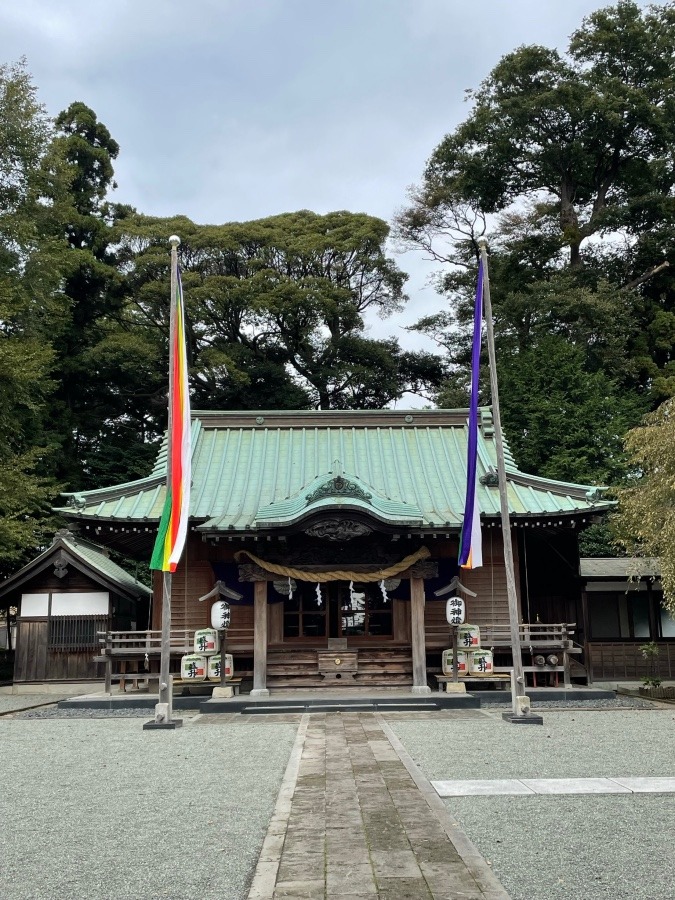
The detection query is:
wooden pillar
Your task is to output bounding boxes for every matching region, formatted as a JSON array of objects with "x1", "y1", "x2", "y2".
[
  {"x1": 581, "y1": 589, "x2": 593, "y2": 684},
  {"x1": 251, "y1": 580, "x2": 270, "y2": 697},
  {"x1": 410, "y1": 576, "x2": 431, "y2": 694}
]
